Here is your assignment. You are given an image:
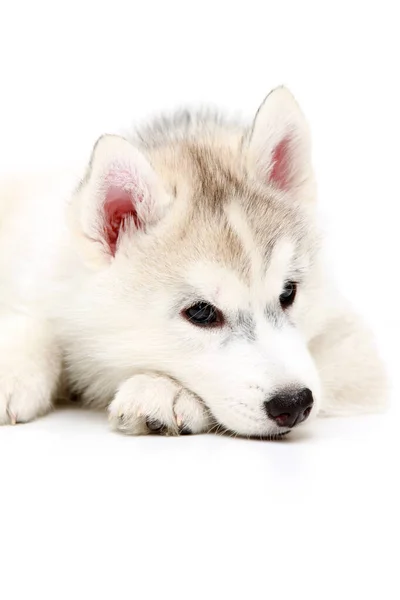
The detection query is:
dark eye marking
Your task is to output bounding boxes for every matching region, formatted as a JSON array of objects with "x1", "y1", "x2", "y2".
[
  {"x1": 279, "y1": 281, "x2": 297, "y2": 309},
  {"x1": 182, "y1": 302, "x2": 224, "y2": 328}
]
